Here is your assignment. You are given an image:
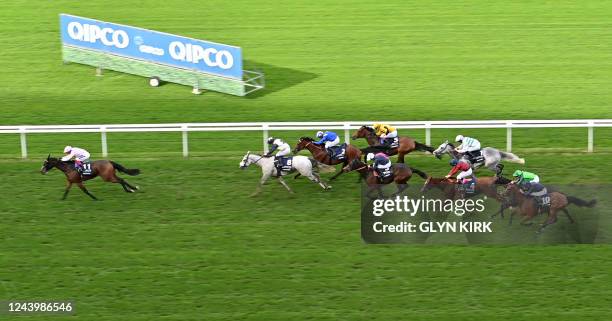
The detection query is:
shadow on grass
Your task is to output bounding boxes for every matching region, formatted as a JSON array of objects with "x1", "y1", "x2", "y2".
[{"x1": 243, "y1": 60, "x2": 318, "y2": 98}]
